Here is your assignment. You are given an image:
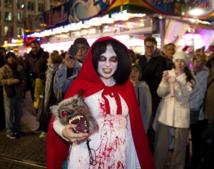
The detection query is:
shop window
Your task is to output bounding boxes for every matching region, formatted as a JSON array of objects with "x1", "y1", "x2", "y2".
[
  {"x1": 28, "y1": 1, "x2": 35, "y2": 11},
  {"x1": 38, "y1": 3, "x2": 44, "y2": 12},
  {"x1": 4, "y1": 26, "x2": 13, "y2": 36},
  {"x1": 4, "y1": 12, "x2": 12, "y2": 22},
  {"x1": 16, "y1": 0, "x2": 25, "y2": 9},
  {"x1": 4, "y1": 0, "x2": 12, "y2": 8}
]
